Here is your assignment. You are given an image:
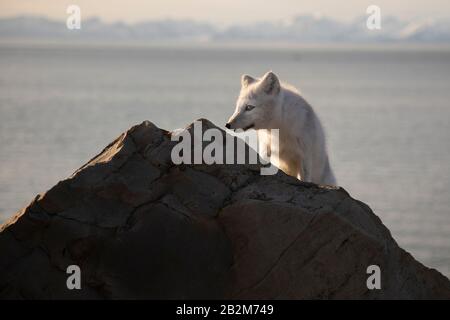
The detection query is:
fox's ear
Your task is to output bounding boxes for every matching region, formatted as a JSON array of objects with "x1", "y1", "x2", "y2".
[
  {"x1": 241, "y1": 74, "x2": 256, "y2": 88},
  {"x1": 260, "y1": 71, "x2": 280, "y2": 95}
]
